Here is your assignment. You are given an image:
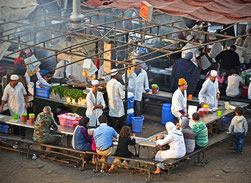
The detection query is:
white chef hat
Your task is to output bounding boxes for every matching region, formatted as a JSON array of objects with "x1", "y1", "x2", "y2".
[
  {"x1": 209, "y1": 35, "x2": 217, "y2": 40},
  {"x1": 210, "y1": 70, "x2": 217, "y2": 77},
  {"x1": 186, "y1": 35, "x2": 194, "y2": 41},
  {"x1": 10, "y1": 74, "x2": 19, "y2": 81},
  {"x1": 110, "y1": 69, "x2": 118, "y2": 76},
  {"x1": 91, "y1": 80, "x2": 99, "y2": 85}
]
